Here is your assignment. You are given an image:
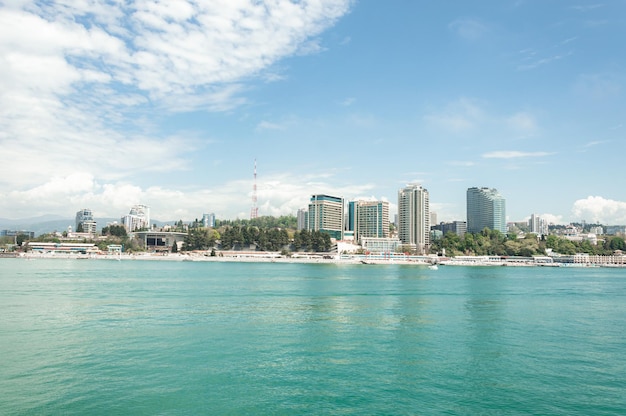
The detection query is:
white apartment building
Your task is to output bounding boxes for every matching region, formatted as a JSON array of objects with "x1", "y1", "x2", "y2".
[
  {"x1": 397, "y1": 184, "x2": 430, "y2": 254},
  {"x1": 528, "y1": 214, "x2": 548, "y2": 236},
  {"x1": 122, "y1": 204, "x2": 150, "y2": 232}
]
